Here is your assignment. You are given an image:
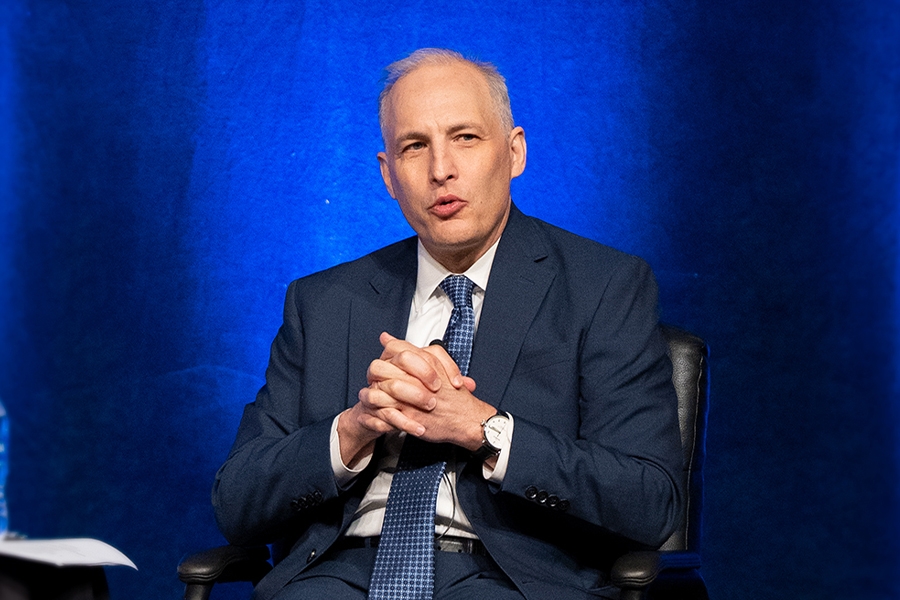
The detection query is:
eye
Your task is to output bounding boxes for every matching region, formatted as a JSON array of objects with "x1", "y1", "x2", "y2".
[
  {"x1": 456, "y1": 133, "x2": 478, "y2": 142},
  {"x1": 402, "y1": 141, "x2": 426, "y2": 153}
]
